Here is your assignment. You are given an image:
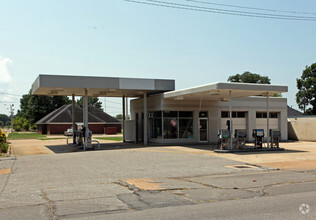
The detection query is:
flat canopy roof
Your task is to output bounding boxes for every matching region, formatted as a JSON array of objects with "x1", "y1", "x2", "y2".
[
  {"x1": 32, "y1": 74, "x2": 175, "y2": 97},
  {"x1": 164, "y1": 82, "x2": 288, "y2": 101}
]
